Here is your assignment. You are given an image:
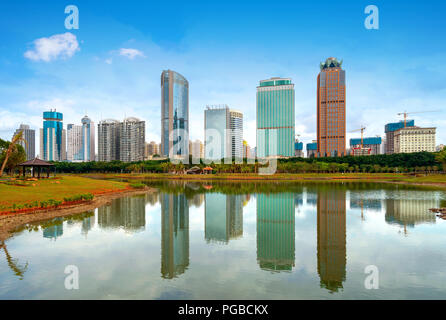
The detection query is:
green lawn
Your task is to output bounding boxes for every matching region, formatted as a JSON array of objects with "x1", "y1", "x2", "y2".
[{"x1": 0, "y1": 175, "x2": 129, "y2": 212}]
